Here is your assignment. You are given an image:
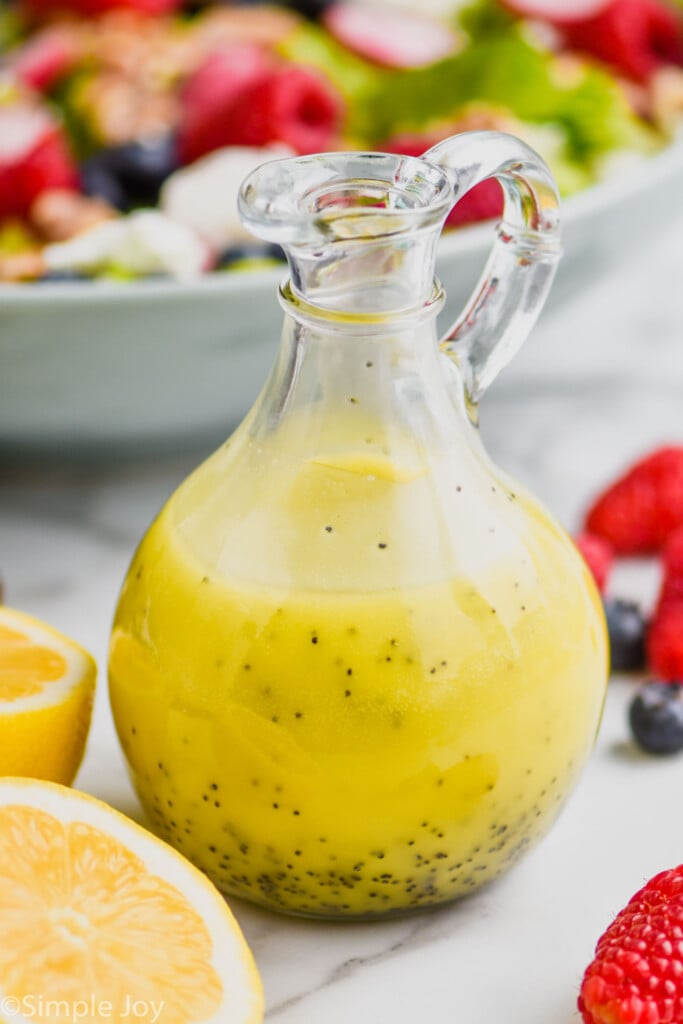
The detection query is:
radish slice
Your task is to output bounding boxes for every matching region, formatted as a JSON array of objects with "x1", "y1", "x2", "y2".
[
  {"x1": 323, "y1": 3, "x2": 458, "y2": 69},
  {"x1": 501, "y1": 0, "x2": 612, "y2": 24}
]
